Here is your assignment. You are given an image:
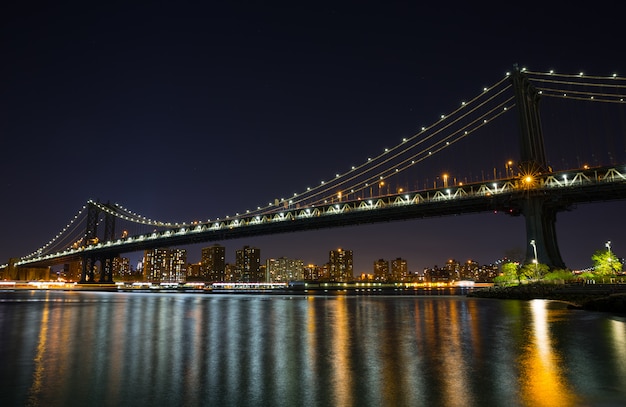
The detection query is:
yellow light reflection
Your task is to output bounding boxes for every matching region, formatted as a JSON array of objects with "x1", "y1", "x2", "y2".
[
  {"x1": 440, "y1": 300, "x2": 472, "y2": 407},
  {"x1": 27, "y1": 296, "x2": 50, "y2": 405},
  {"x1": 331, "y1": 297, "x2": 353, "y2": 406},
  {"x1": 303, "y1": 297, "x2": 318, "y2": 400},
  {"x1": 519, "y1": 301, "x2": 579, "y2": 407},
  {"x1": 609, "y1": 318, "x2": 626, "y2": 380}
]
